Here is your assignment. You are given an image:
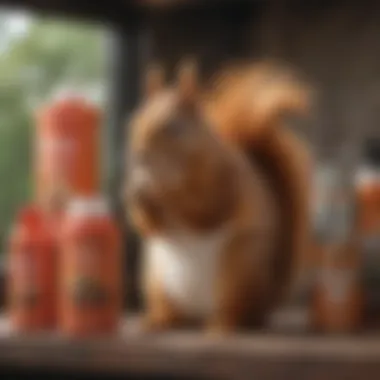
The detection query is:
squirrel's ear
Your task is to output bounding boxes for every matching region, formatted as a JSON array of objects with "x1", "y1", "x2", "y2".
[
  {"x1": 176, "y1": 58, "x2": 199, "y2": 104},
  {"x1": 144, "y1": 63, "x2": 165, "y2": 99}
]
